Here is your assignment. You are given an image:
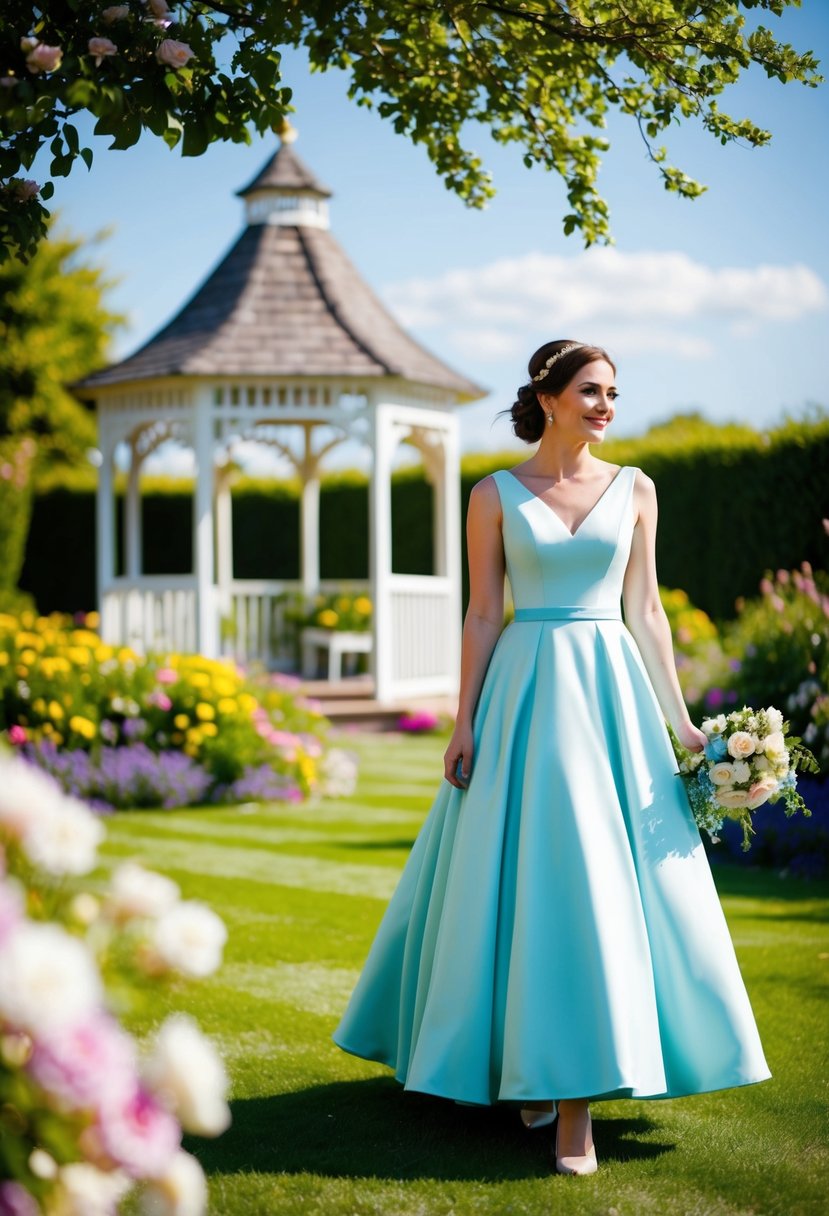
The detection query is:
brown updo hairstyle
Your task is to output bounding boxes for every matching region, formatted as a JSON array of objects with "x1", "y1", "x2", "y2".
[{"x1": 498, "y1": 339, "x2": 616, "y2": 444}]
